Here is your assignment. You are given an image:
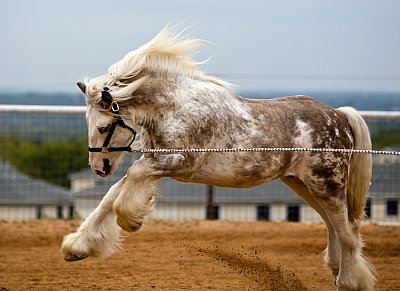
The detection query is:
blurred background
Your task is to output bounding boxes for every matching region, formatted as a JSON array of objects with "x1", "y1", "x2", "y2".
[{"x1": 0, "y1": 0, "x2": 399, "y2": 223}]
